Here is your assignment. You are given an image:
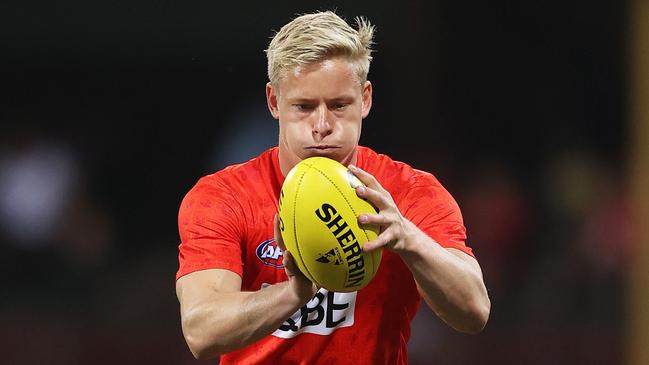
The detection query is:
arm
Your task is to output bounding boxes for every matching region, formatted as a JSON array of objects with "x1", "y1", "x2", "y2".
[
  {"x1": 397, "y1": 227, "x2": 490, "y2": 333},
  {"x1": 176, "y1": 216, "x2": 316, "y2": 360},
  {"x1": 349, "y1": 165, "x2": 490, "y2": 334}
]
